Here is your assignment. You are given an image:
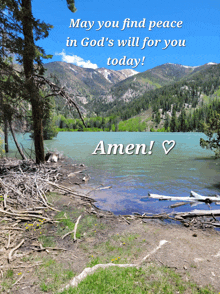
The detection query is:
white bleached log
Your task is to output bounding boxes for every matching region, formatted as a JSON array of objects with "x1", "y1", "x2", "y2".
[
  {"x1": 60, "y1": 240, "x2": 168, "y2": 292},
  {"x1": 148, "y1": 191, "x2": 220, "y2": 203},
  {"x1": 175, "y1": 209, "x2": 220, "y2": 218}
]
